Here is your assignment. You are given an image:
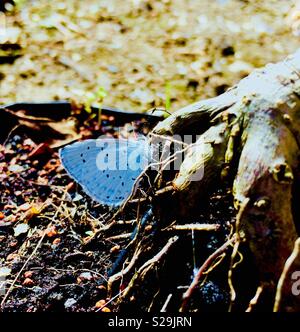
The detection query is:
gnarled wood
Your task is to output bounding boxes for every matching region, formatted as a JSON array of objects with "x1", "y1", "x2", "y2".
[{"x1": 152, "y1": 49, "x2": 300, "y2": 311}]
